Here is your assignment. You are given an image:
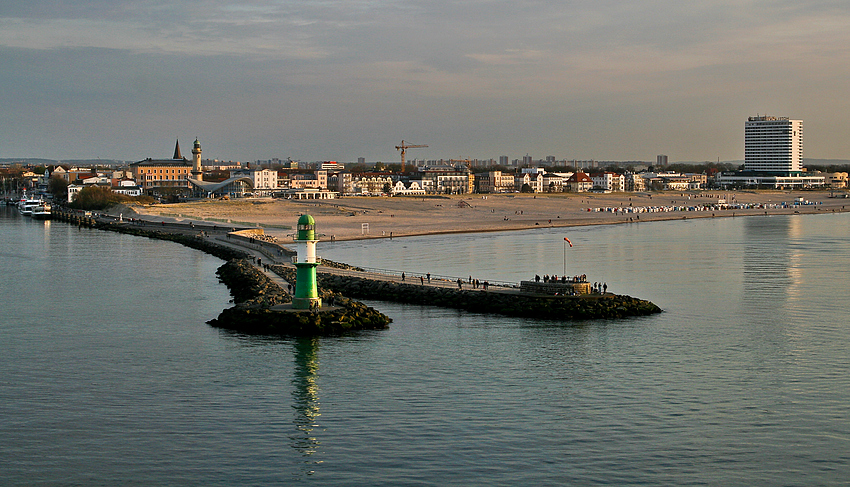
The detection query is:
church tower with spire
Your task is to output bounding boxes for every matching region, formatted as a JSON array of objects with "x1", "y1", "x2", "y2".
[
  {"x1": 173, "y1": 139, "x2": 183, "y2": 160},
  {"x1": 192, "y1": 138, "x2": 203, "y2": 181}
]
